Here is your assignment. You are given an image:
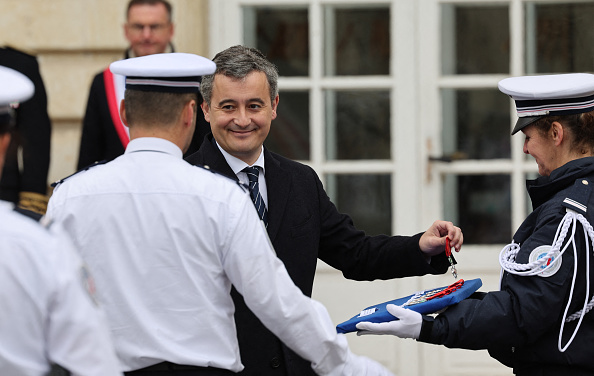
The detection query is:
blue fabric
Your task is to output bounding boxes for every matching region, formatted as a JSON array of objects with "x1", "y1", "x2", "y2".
[{"x1": 336, "y1": 278, "x2": 482, "y2": 334}]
